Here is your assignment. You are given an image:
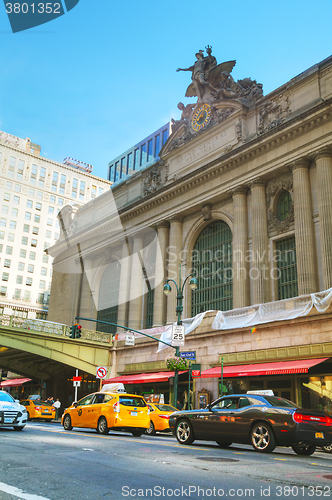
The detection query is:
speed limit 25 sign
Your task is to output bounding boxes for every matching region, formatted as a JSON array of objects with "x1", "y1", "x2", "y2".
[{"x1": 171, "y1": 325, "x2": 185, "y2": 346}]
